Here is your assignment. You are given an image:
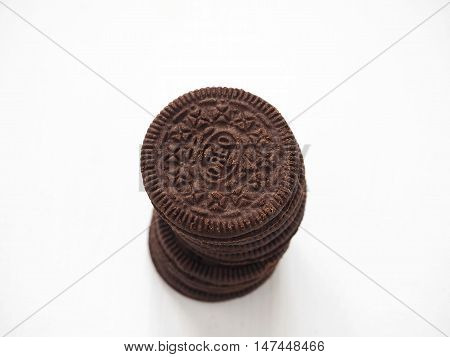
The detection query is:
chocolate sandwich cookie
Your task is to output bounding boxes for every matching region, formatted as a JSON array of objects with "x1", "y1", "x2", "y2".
[
  {"x1": 151, "y1": 239, "x2": 273, "y2": 302},
  {"x1": 187, "y1": 195, "x2": 306, "y2": 266},
  {"x1": 141, "y1": 87, "x2": 304, "y2": 240},
  {"x1": 172, "y1": 177, "x2": 305, "y2": 259},
  {"x1": 174, "y1": 182, "x2": 305, "y2": 263},
  {"x1": 149, "y1": 213, "x2": 275, "y2": 301},
  {"x1": 152, "y1": 213, "x2": 281, "y2": 285}
]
